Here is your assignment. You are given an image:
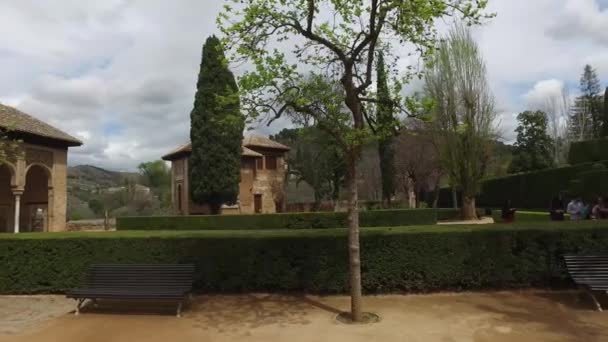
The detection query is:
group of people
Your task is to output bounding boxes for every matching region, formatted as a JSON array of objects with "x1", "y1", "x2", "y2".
[{"x1": 551, "y1": 195, "x2": 608, "y2": 221}]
